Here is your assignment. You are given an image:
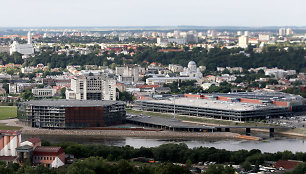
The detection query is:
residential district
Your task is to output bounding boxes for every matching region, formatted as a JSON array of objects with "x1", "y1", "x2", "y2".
[{"x1": 0, "y1": 27, "x2": 305, "y2": 173}]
